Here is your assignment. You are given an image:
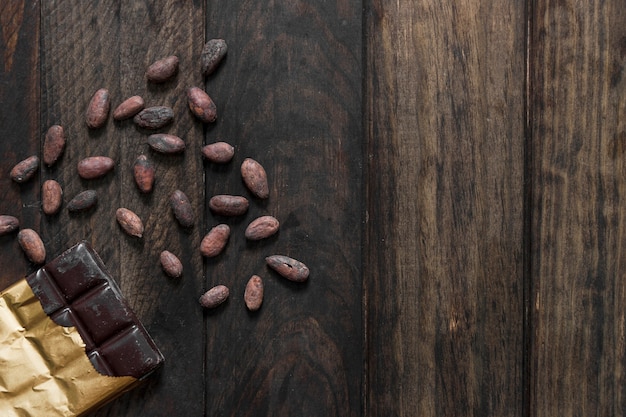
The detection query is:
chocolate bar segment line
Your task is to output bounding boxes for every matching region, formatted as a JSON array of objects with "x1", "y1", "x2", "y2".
[{"x1": 26, "y1": 241, "x2": 164, "y2": 379}]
